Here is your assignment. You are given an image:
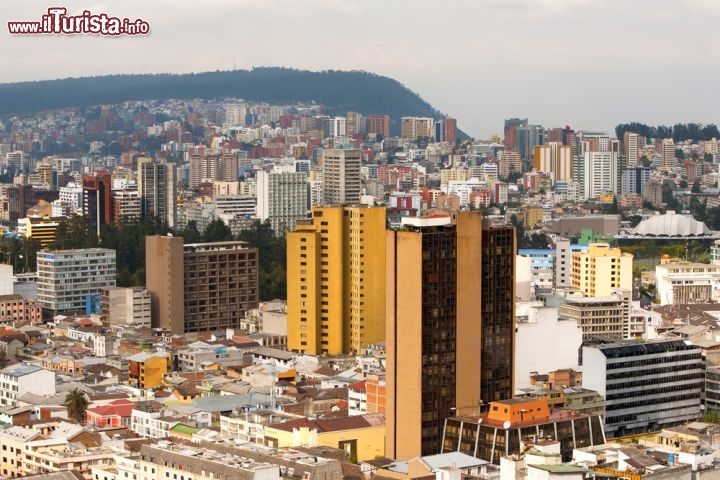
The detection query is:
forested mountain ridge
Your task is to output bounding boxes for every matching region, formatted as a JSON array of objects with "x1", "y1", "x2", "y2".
[{"x1": 0, "y1": 67, "x2": 464, "y2": 137}]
